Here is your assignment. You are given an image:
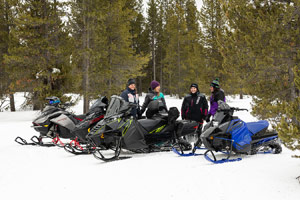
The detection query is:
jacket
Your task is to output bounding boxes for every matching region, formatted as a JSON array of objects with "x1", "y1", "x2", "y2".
[
  {"x1": 120, "y1": 87, "x2": 140, "y2": 117},
  {"x1": 181, "y1": 92, "x2": 208, "y2": 123},
  {"x1": 140, "y1": 89, "x2": 167, "y2": 115},
  {"x1": 208, "y1": 89, "x2": 225, "y2": 116}
]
